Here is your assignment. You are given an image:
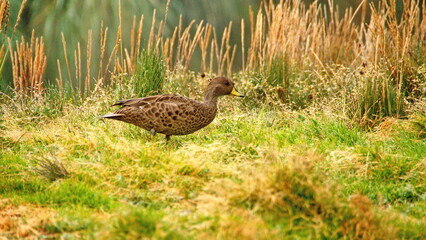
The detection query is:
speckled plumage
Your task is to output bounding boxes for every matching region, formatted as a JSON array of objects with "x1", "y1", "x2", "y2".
[{"x1": 100, "y1": 76, "x2": 244, "y2": 140}]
